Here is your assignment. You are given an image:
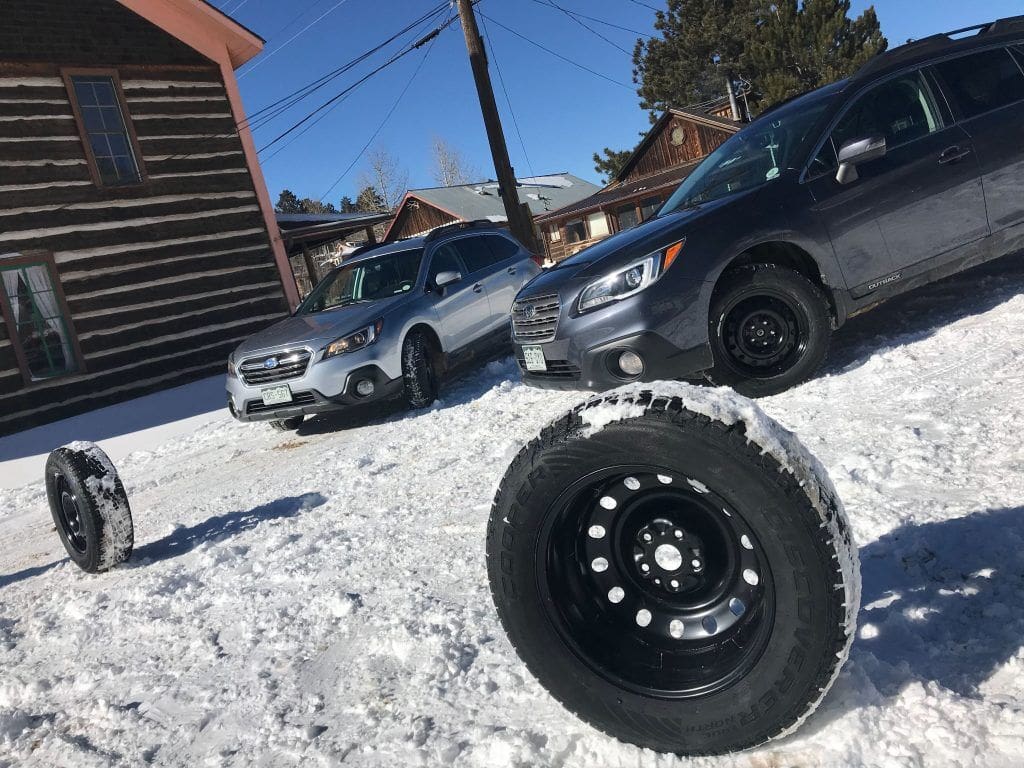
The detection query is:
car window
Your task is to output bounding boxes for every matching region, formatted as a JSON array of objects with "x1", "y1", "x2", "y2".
[
  {"x1": 297, "y1": 248, "x2": 423, "y2": 314},
  {"x1": 484, "y1": 235, "x2": 521, "y2": 263},
  {"x1": 427, "y1": 244, "x2": 465, "y2": 285},
  {"x1": 934, "y1": 47, "x2": 1024, "y2": 120},
  {"x1": 812, "y1": 71, "x2": 942, "y2": 173},
  {"x1": 452, "y1": 236, "x2": 502, "y2": 274}
]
